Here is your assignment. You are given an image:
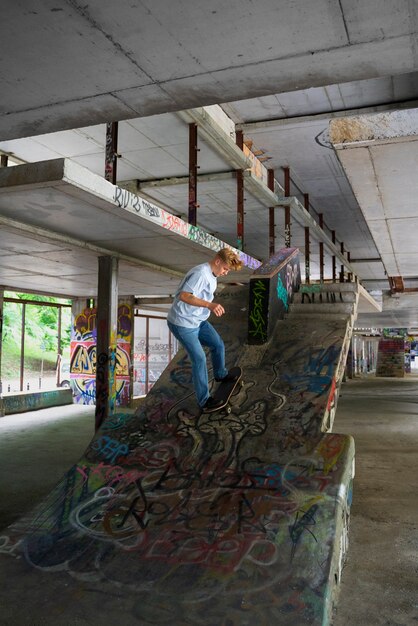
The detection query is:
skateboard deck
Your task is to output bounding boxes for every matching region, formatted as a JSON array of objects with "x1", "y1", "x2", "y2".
[{"x1": 202, "y1": 366, "x2": 243, "y2": 414}]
